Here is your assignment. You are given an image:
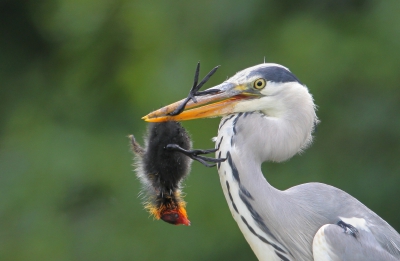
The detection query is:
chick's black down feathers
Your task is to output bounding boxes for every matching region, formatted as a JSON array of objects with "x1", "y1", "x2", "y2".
[{"x1": 143, "y1": 121, "x2": 192, "y2": 192}]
